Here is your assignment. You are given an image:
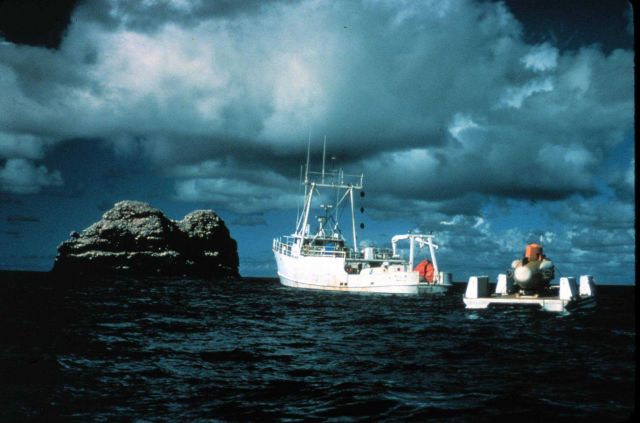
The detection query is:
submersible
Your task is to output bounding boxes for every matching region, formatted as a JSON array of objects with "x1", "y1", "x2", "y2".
[{"x1": 509, "y1": 243, "x2": 554, "y2": 293}]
